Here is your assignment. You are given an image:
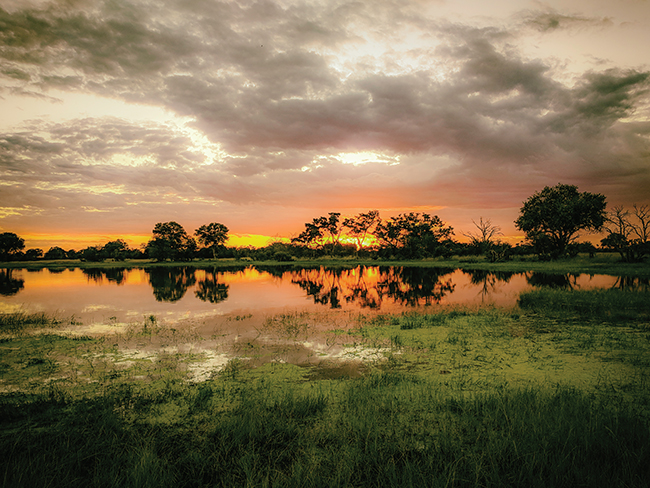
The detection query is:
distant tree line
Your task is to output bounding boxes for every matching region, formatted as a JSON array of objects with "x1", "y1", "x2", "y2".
[{"x1": 1, "y1": 184, "x2": 648, "y2": 263}]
